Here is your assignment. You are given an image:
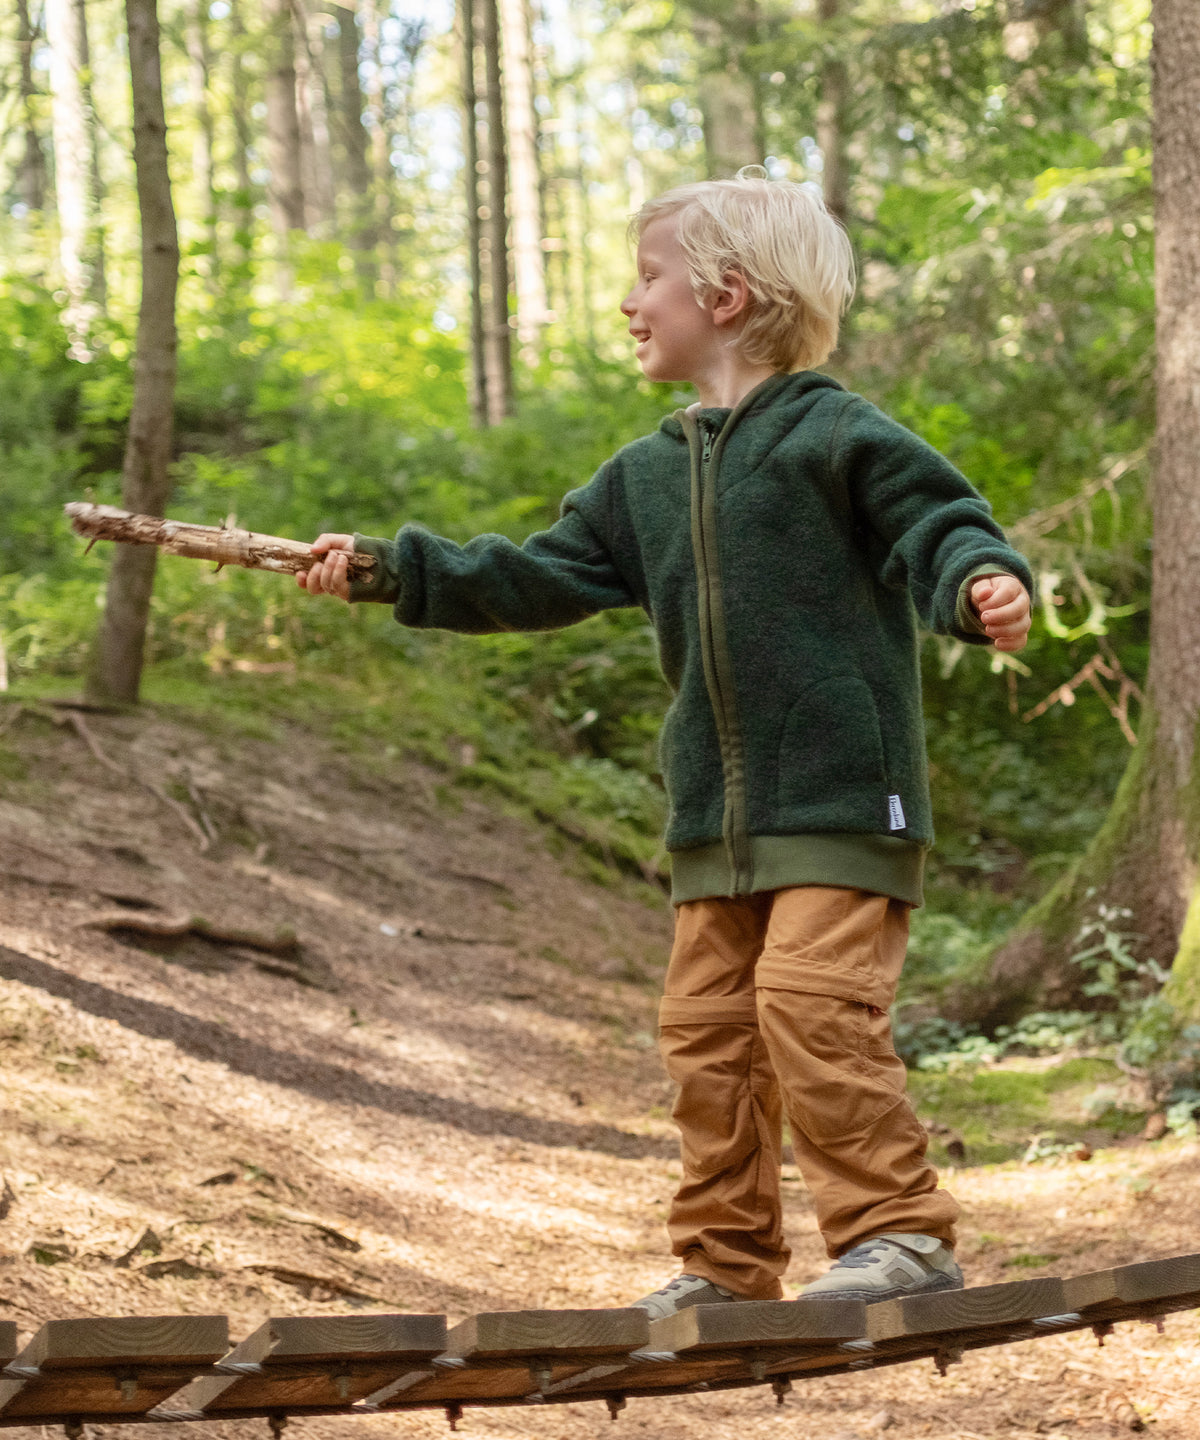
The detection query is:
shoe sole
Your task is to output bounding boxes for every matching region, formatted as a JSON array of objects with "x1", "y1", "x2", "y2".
[{"x1": 795, "y1": 1271, "x2": 964, "y2": 1305}]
